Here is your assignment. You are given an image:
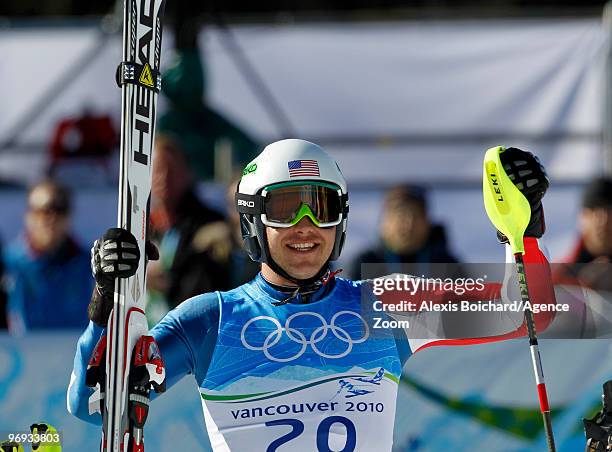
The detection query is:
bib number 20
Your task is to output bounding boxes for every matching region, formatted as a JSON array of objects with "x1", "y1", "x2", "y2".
[{"x1": 266, "y1": 416, "x2": 357, "y2": 452}]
